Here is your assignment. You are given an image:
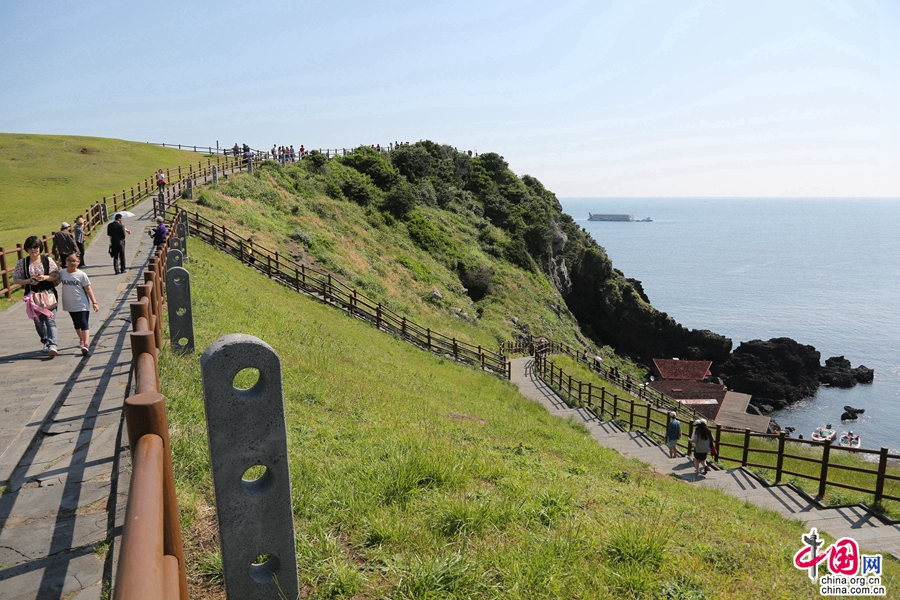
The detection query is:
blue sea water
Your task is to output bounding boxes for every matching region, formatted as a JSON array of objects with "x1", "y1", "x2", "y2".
[{"x1": 559, "y1": 198, "x2": 900, "y2": 454}]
